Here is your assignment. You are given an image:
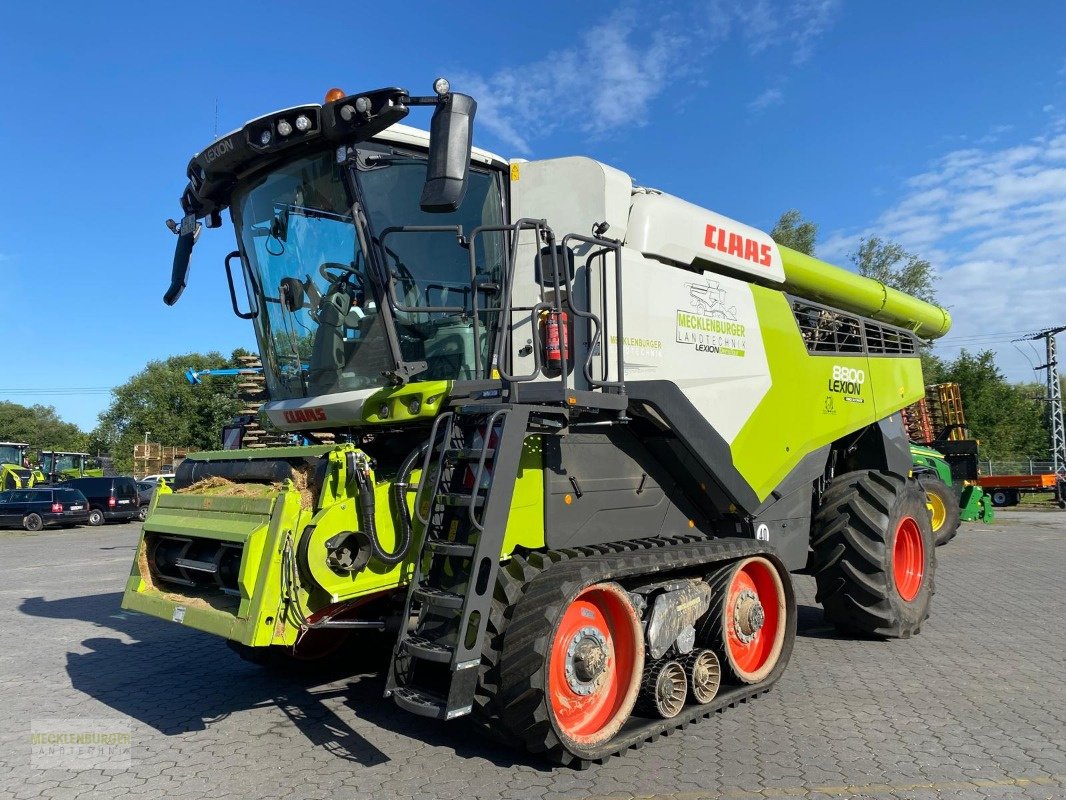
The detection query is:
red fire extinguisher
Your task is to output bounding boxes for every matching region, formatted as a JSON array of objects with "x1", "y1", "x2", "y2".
[{"x1": 542, "y1": 310, "x2": 569, "y2": 371}]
